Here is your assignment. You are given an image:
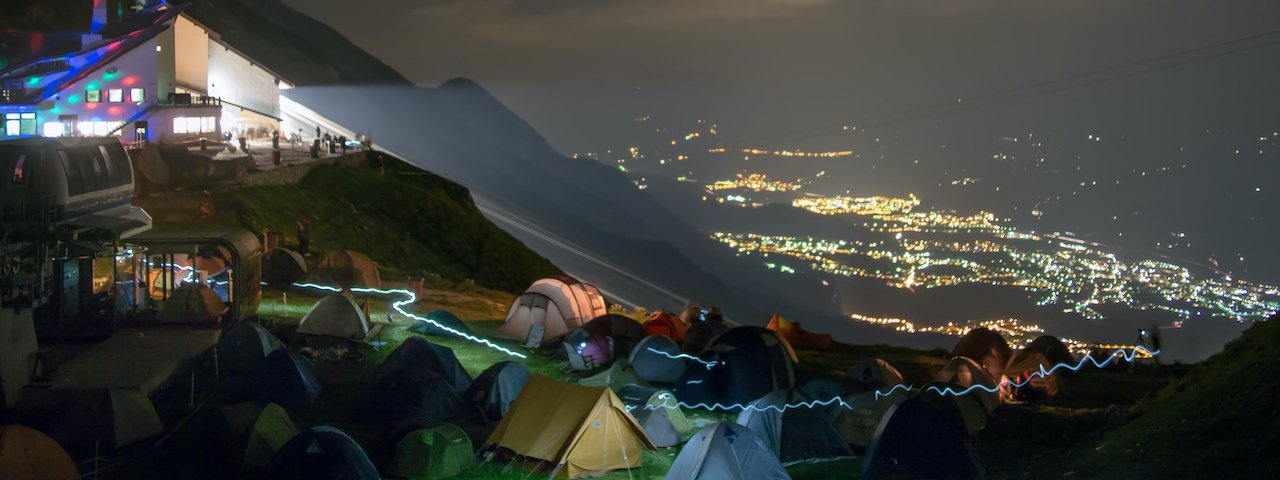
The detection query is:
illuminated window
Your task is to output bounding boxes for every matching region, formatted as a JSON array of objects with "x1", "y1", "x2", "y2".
[
  {"x1": 3, "y1": 113, "x2": 17, "y2": 136},
  {"x1": 108, "y1": 89, "x2": 123, "y2": 102},
  {"x1": 43, "y1": 121, "x2": 65, "y2": 137},
  {"x1": 86, "y1": 89, "x2": 101, "y2": 102},
  {"x1": 201, "y1": 116, "x2": 215, "y2": 133},
  {"x1": 129, "y1": 88, "x2": 145, "y2": 103}
]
